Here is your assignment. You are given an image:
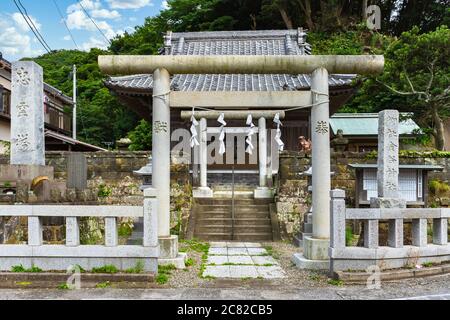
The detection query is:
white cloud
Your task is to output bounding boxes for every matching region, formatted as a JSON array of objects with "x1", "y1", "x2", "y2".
[
  {"x1": 67, "y1": 0, "x2": 102, "y2": 13},
  {"x1": 161, "y1": 1, "x2": 169, "y2": 9},
  {"x1": 11, "y1": 12, "x2": 41, "y2": 32},
  {"x1": 106, "y1": 0, "x2": 153, "y2": 10},
  {"x1": 0, "y1": 15, "x2": 44, "y2": 59},
  {"x1": 65, "y1": 0, "x2": 124, "y2": 47},
  {"x1": 81, "y1": 36, "x2": 108, "y2": 51},
  {"x1": 66, "y1": 10, "x2": 112, "y2": 32},
  {"x1": 91, "y1": 9, "x2": 121, "y2": 19},
  {"x1": 63, "y1": 35, "x2": 71, "y2": 41}
]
